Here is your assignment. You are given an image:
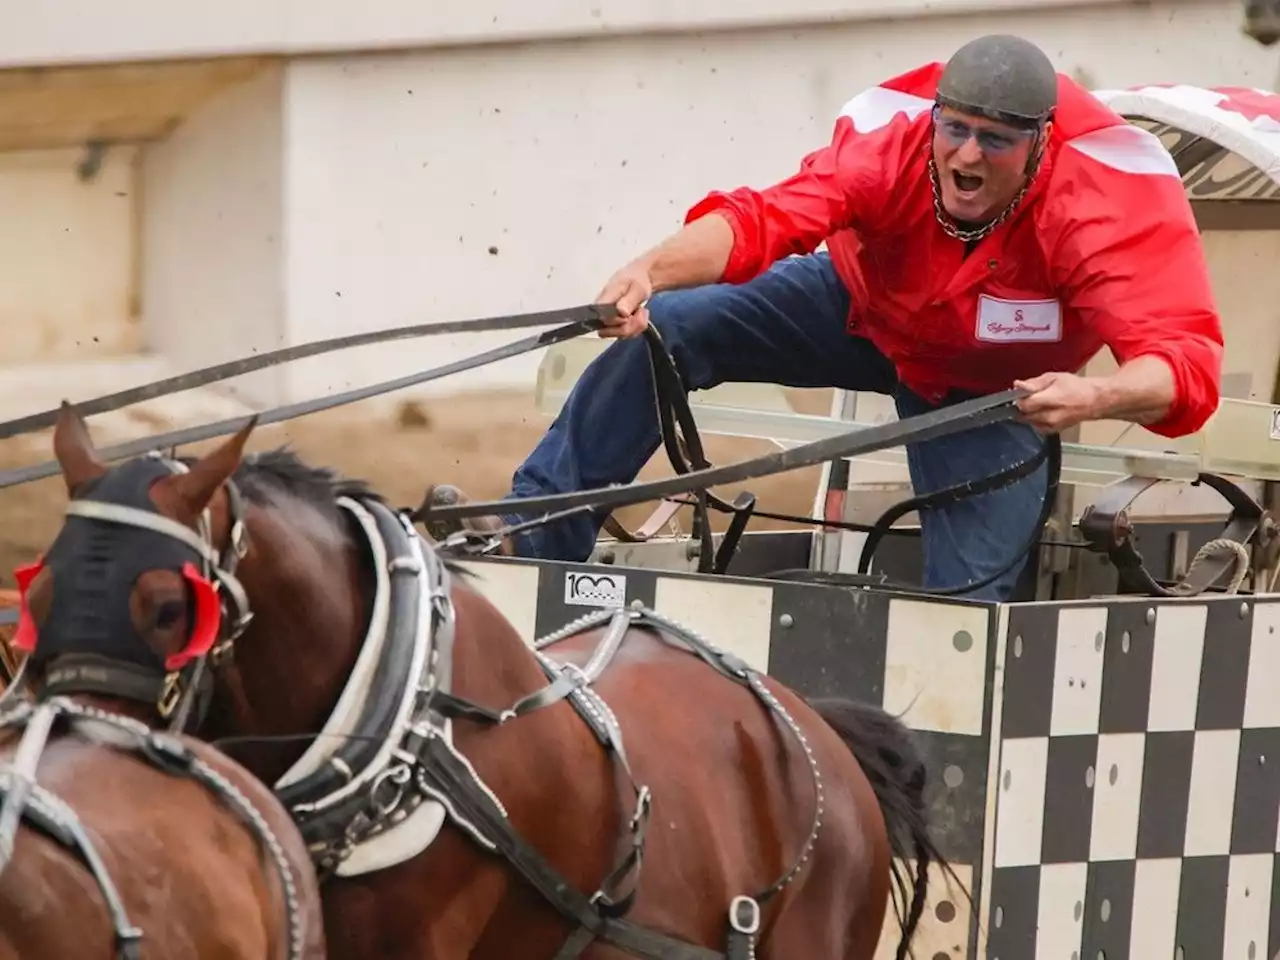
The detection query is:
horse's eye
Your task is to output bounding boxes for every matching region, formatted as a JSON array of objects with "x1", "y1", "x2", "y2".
[{"x1": 154, "y1": 600, "x2": 186, "y2": 630}]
